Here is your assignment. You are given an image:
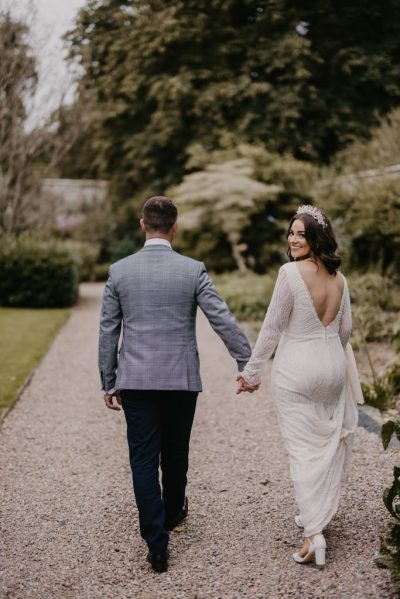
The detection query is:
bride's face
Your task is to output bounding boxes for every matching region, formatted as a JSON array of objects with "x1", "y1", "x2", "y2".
[{"x1": 288, "y1": 219, "x2": 311, "y2": 259}]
